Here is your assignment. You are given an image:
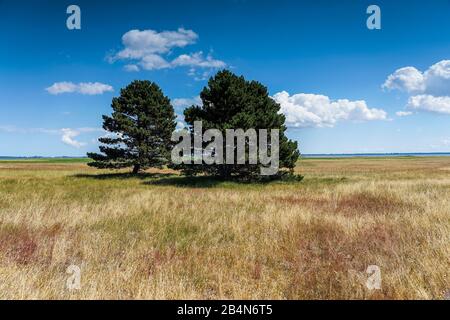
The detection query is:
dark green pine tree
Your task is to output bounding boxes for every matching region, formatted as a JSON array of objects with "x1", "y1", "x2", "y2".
[
  {"x1": 180, "y1": 70, "x2": 300, "y2": 179},
  {"x1": 88, "y1": 80, "x2": 176, "y2": 174}
]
